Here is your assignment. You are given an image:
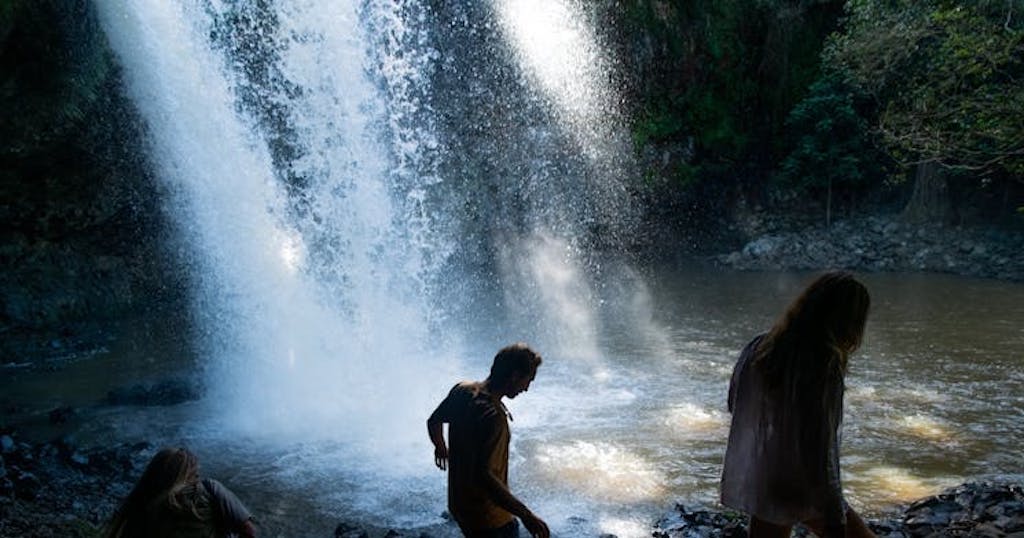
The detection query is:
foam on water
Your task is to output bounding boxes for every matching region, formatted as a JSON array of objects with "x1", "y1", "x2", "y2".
[{"x1": 535, "y1": 441, "x2": 666, "y2": 503}]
